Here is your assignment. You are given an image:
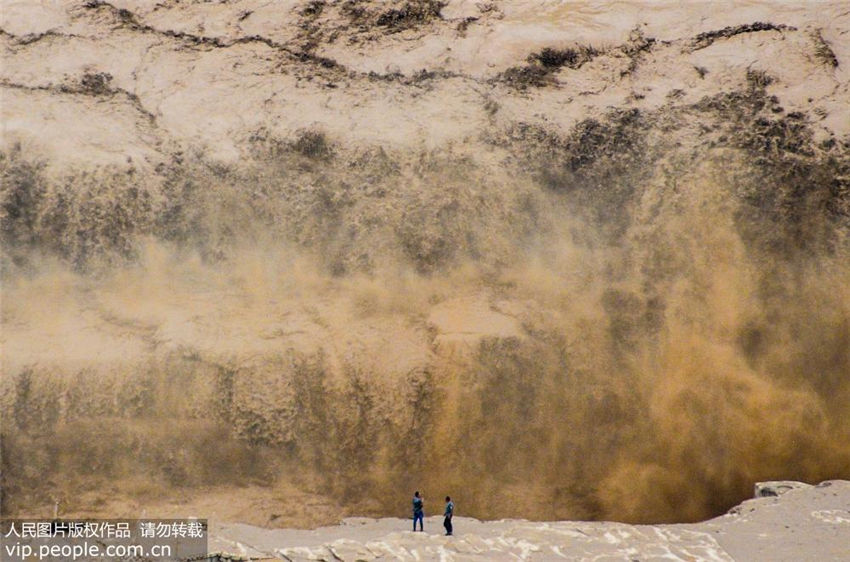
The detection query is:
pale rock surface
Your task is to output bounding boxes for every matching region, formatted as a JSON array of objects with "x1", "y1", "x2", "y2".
[{"x1": 206, "y1": 481, "x2": 850, "y2": 561}]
